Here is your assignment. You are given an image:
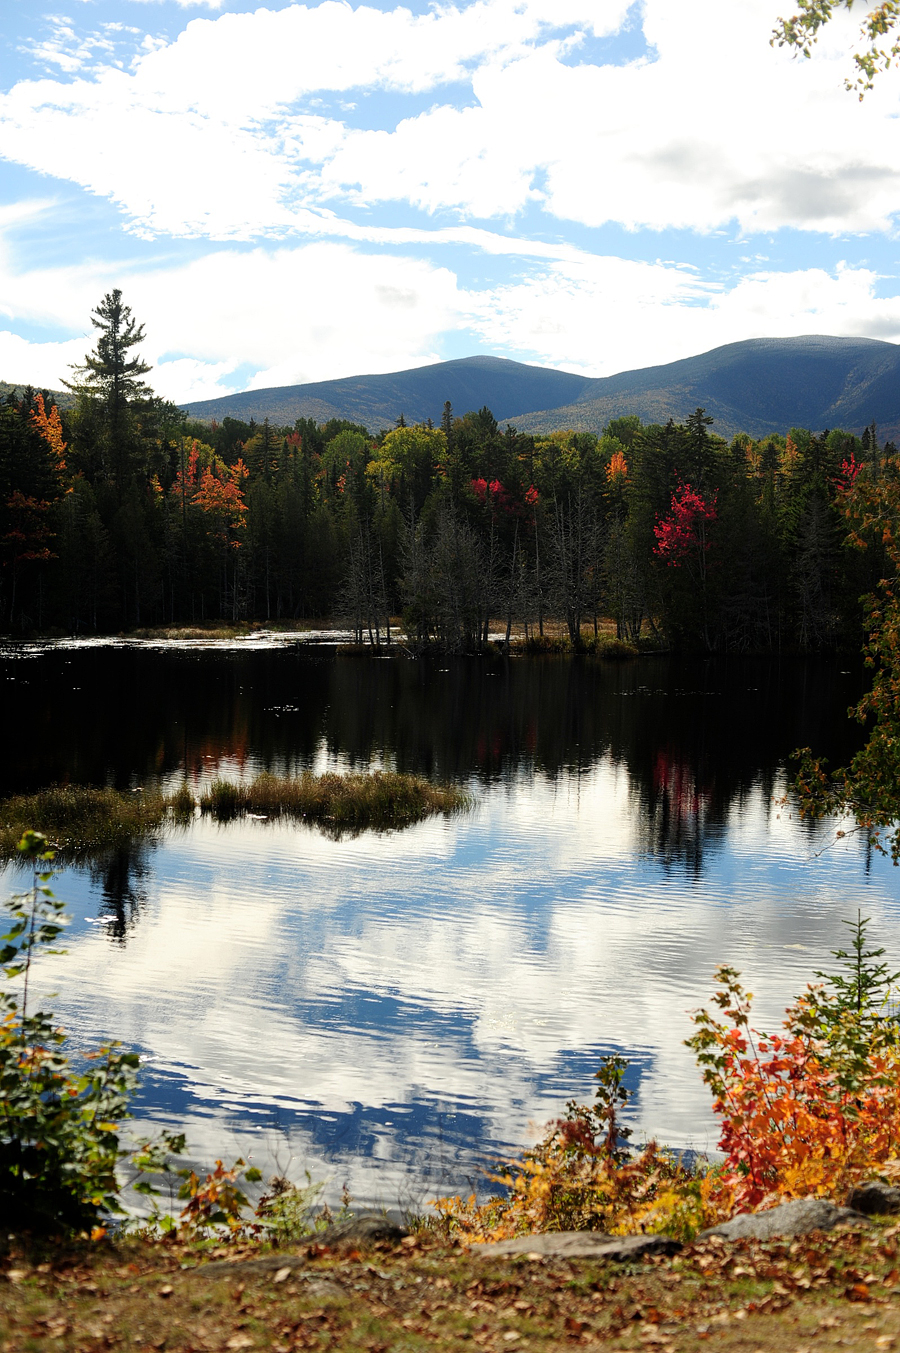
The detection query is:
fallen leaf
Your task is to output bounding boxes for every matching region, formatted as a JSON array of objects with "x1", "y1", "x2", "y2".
[
  {"x1": 226, "y1": 1337, "x2": 254, "y2": 1350},
  {"x1": 158, "y1": 1284, "x2": 174, "y2": 1298},
  {"x1": 273, "y1": 1268, "x2": 292, "y2": 1284}
]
